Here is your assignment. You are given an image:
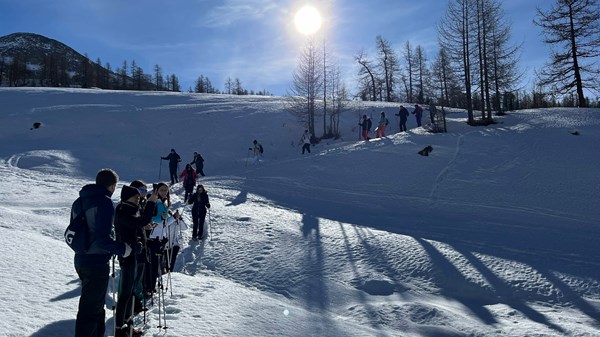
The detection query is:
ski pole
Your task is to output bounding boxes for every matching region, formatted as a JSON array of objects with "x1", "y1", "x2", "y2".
[
  {"x1": 209, "y1": 208, "x2": 213, "y2": 242},
  {"x1": 111, "y1": 256, "x2": 116, "y2": 337},
  {"x1": 244, "y1": 149, "x2": 251, "y2": 167},
  {"x1": 159, "y1": 157, "x2": 162, "y2": 180}
]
